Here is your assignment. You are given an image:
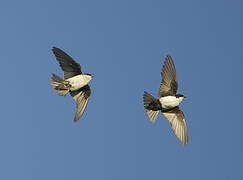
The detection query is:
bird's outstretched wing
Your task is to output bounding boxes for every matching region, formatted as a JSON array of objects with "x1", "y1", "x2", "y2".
[
  {"x1": 162, "y1": 107, "x2": 188, "y2": 145},
  {"x1": 158, "y1": 55, "x2": 178, "y2": 97},
  {"x1": 70, "y1": 85, "x2": 91, "y2": 122},
  {"x1": 52, "y1": 47, "x2": 82, "y2": 79}
]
